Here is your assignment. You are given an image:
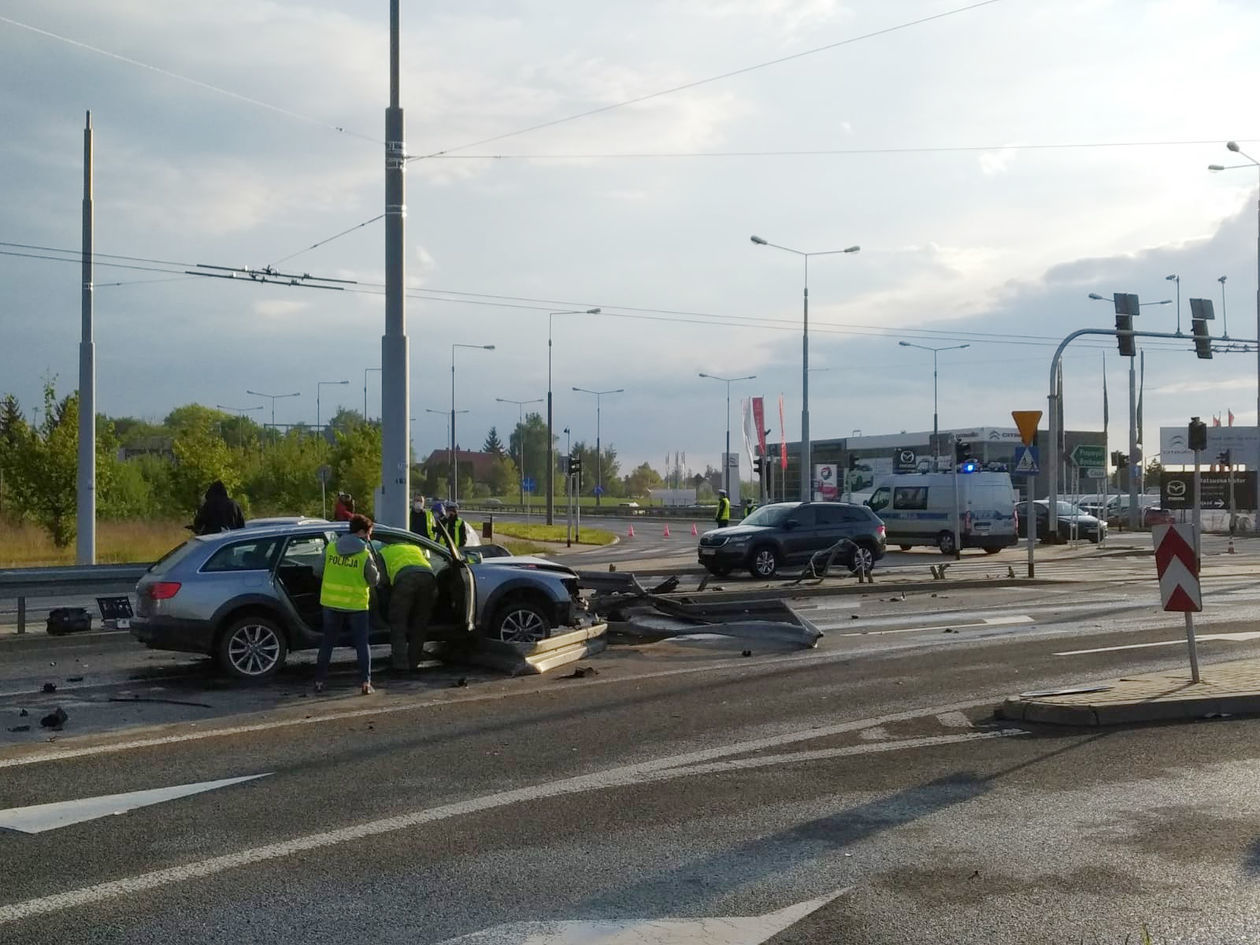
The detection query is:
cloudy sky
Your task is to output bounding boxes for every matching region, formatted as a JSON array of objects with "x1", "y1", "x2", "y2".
[{"x1": 2, "y1": 0, "x2": 1259, "y2": 475}]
